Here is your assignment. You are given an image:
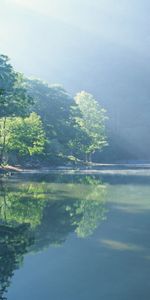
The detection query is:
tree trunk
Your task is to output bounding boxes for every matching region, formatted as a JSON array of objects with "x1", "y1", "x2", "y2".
[
  {"x1": 89, "y1": 153, "x2": 92, "y2": 163},
  {"x1": 85, "y1": 153, "x2": 88, "y2": 162},
  {"x1": 0, "y1": 117, "x2": 7, "y2": 165}
]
